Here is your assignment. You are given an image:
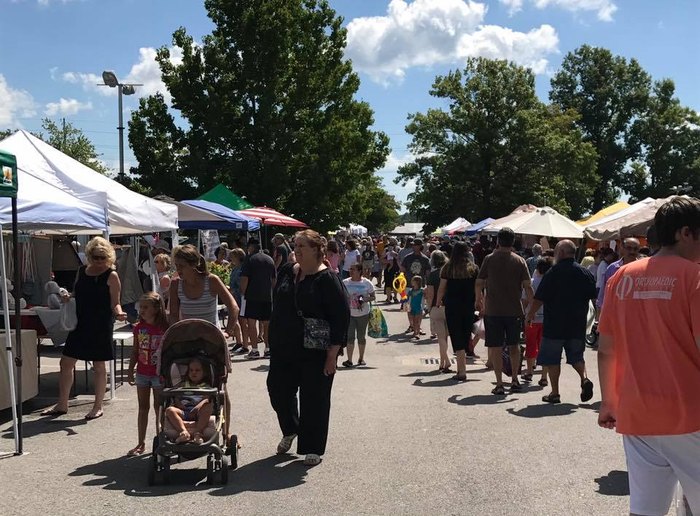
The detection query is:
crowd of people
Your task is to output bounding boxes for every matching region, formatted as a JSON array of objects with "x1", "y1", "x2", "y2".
[{"x1": 35, "y1": 196, "x2": 699, "y2": 514}]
